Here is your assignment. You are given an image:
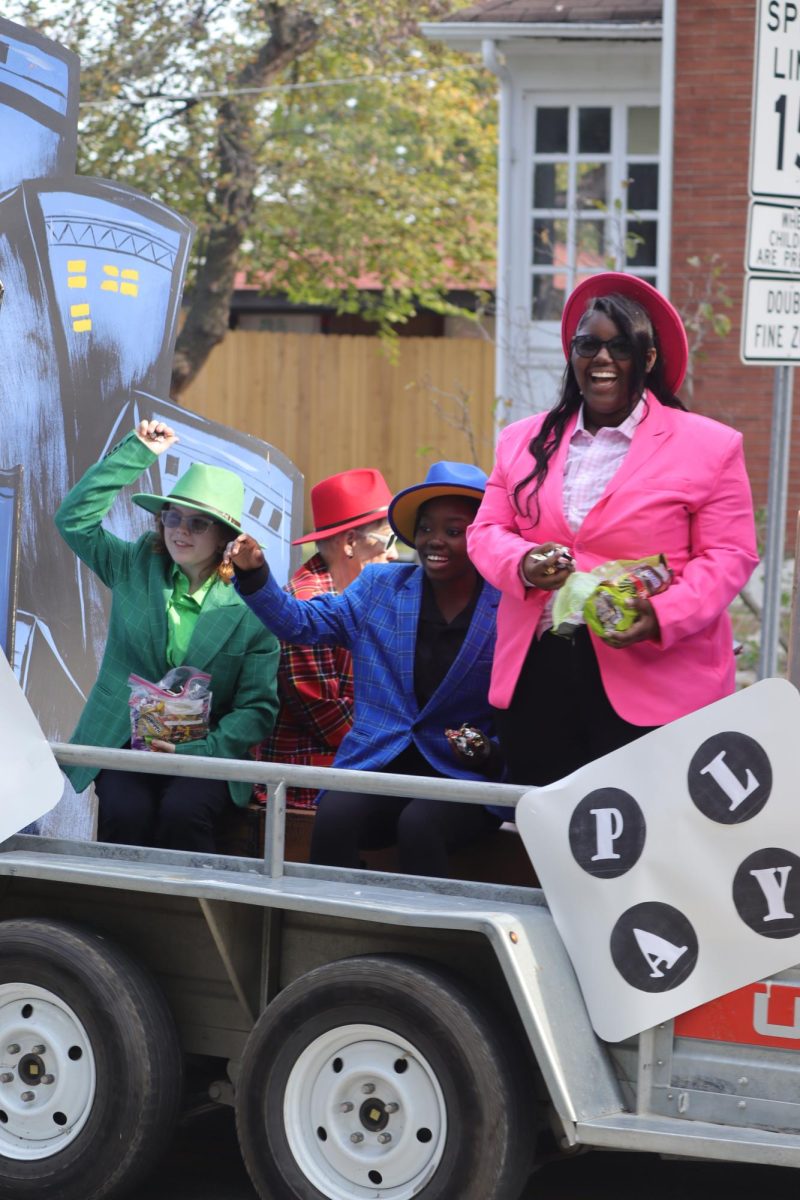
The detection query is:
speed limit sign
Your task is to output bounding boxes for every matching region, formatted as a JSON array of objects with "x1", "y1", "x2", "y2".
[{"x1": 751, "y1": 2, "x2": 800, "y2": 199}]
